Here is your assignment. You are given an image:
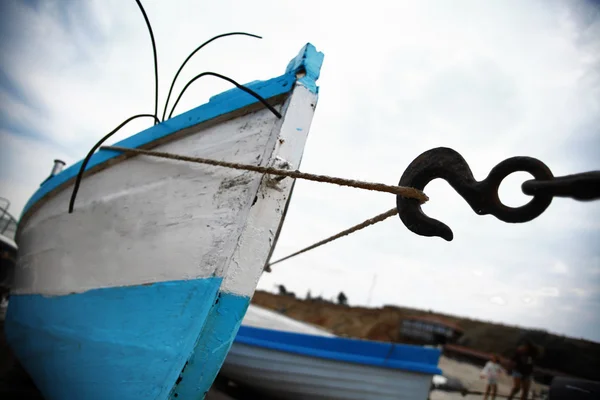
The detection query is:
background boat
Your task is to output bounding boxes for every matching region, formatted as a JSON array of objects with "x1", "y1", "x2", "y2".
[
  {"x1": 0, "y1": 198, "x2": 18, "y2": 318},
  {"x1": 220, "y1": 305, "x2": 442, "y2": 400}
]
